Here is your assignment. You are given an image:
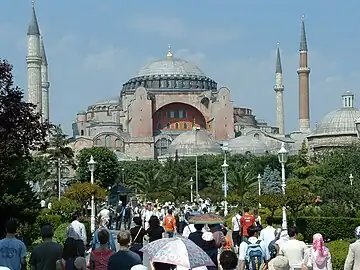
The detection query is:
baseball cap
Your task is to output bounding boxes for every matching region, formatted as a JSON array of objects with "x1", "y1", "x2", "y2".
[{"x1": 268, "y1": 256, "x2": 290, "y2": 270}]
